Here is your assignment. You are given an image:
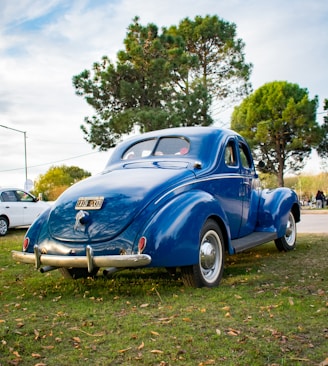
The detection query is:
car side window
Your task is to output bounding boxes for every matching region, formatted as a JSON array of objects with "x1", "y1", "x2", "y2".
[
  {"x1": 16, "y1": 190, "x2": 34, "y2": 202},
  {"x1": 239, "y1": 143, "x2": 252, "y2": 169},
  {"x1": 224, "y1": 140, "x2": 237, "y2": 167},
  {"x1": 1, "y1": 191, "x2": 18, "y2": 202}
]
